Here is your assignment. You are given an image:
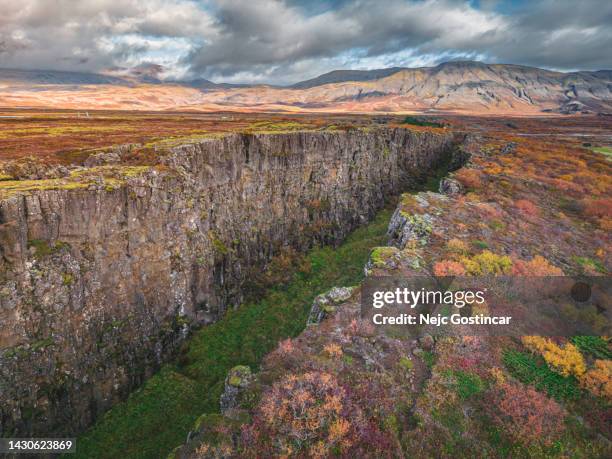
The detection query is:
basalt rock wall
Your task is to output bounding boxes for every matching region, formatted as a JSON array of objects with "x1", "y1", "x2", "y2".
[{"x1": 0, "y1": 128, "x2": 455, "y2": 436}]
